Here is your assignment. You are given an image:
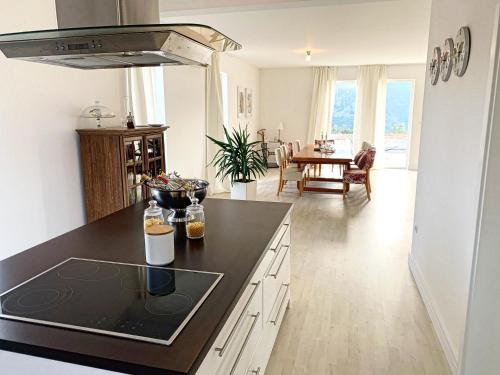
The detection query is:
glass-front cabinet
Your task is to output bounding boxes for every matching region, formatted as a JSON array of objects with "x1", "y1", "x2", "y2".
[
  {"x1": 124, "y1": 136, "x2": 145, "y2": 206},
  {"x1": 146, "y1": 134, "x2": 164, "y2": 177},
  {"x1": 123, "y1": 133, "x2": 166, "y2": 207},
  {"x1": 77, "y1": 126, "x2": 168, "y2": 223}
]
